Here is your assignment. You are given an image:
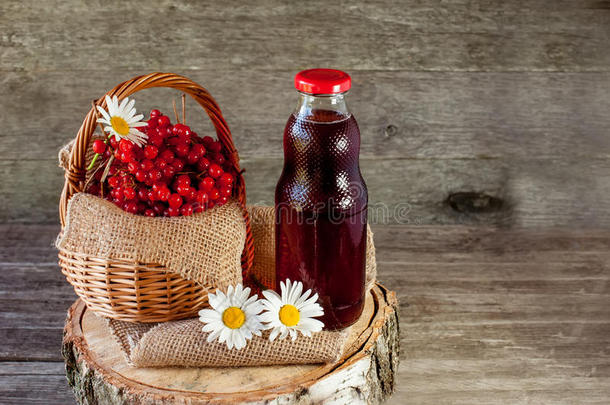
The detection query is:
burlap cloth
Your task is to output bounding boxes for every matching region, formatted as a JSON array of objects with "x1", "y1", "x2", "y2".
[
  {"x1": 56, "y1": 193, "x2": 246, "y2": 289},
  {"x1": 107, "y1": 205, "x2": 378, "y2": 367}
]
